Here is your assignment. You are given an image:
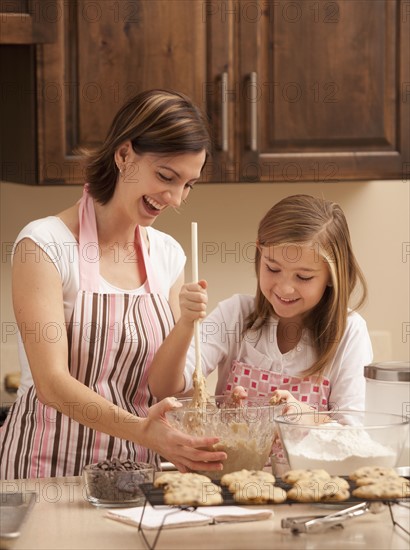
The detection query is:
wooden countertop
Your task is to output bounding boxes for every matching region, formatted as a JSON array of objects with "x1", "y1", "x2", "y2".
[{"x1": 1, "y1": 476, "x2": 409, "y2": 550}]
